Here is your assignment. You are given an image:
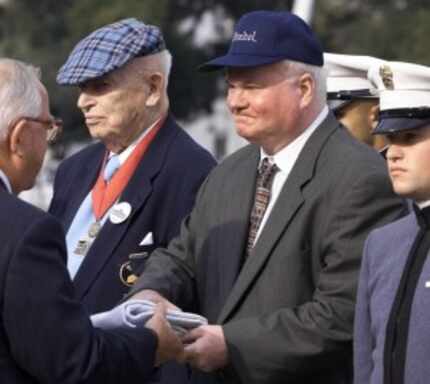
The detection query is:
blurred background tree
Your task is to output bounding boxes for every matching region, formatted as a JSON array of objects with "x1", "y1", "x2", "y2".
[{"x1": 0, "y1": 0, "x2": 429, "y2": 148}]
